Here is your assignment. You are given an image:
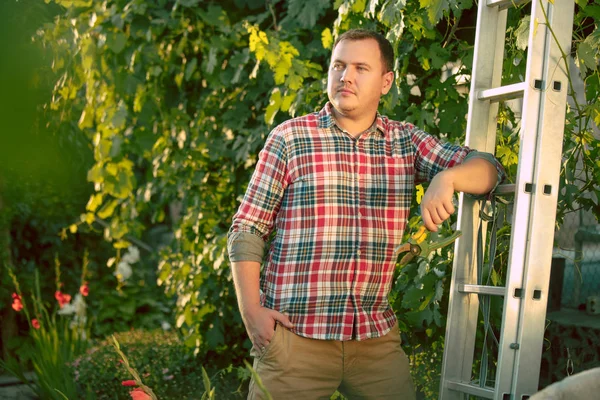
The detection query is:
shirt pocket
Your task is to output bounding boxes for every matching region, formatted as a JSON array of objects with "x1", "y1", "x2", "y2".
[{"x1": 366, "y1": 157, "x2": 411, "y2": 208}]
